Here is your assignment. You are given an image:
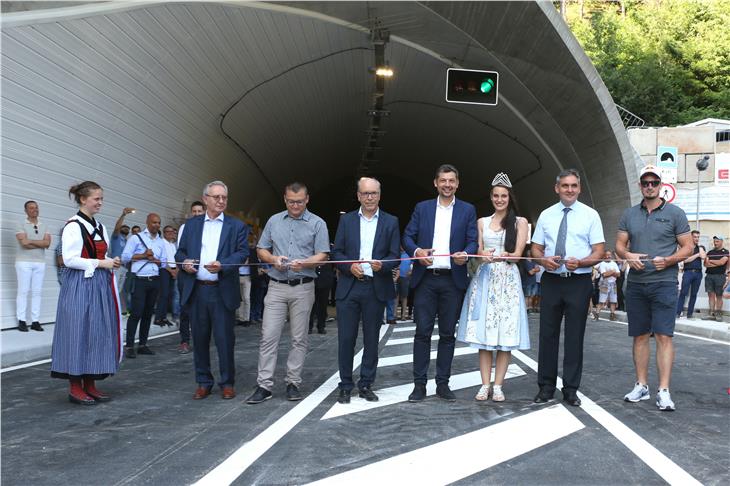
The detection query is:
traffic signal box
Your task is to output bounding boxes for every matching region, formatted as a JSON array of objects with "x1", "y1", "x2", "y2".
[{"x1": 445, "y1": 68, "x2": 499, "y2": 106}]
